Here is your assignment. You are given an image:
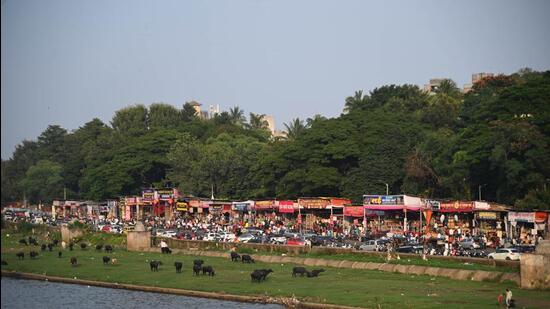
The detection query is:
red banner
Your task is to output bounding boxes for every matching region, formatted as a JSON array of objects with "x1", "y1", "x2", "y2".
[
  {"x1": 535, "y1": 212, "x2": 548, "y2": 223},
  {"x1": 278, "y1": 201, "x2": 295, "y2": 213},
  {"x1": 439, "y1": 201, "x2": 474, "y2": 212},
  {"x1": 343, "y1": 206, "x2": 364, "y2": 217},
  {"x1": 330, "y1": 198, "x2": 352, "y2": 206},
  {"x1": 298, "y1": 198, "x2": 330, "y2": 209}
]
